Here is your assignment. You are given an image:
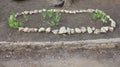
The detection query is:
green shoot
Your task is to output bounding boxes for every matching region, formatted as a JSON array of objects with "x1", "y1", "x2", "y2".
[
  {"x1": 8, "y1": 12, "x2": 24, "y2": 29},
  {"x1": 49, "y1": 20, "x2": 55, "y2": 27},
  {"x1": 23, "y1": 14, "x2": 28, "y2": 21},
  {"x1": 54, "y1": 12, "x2": 61, "y2": 24},
  {"x1": 41, "y1": 11, "x2": 46, "y2": 18},
  {"x1": 47, "y1": 11, "x2": 53, "y2": 18},
  {"x1": 93, "y1": 9, "x2": 108, "y2": 23}
]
